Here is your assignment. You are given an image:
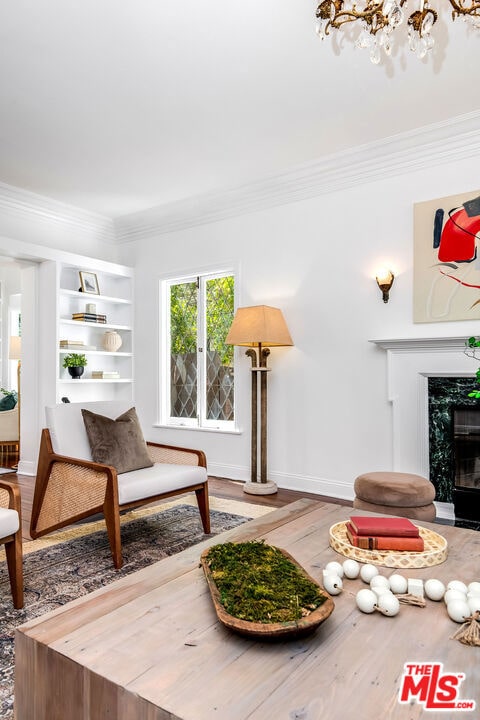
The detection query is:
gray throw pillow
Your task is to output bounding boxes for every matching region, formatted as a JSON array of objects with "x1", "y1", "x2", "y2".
[
  {"x1": 81, "y1": 407, "x2": 154, "y2": 474},
  {"x1": 0, "y1": 394, "x2": 16, "y2": 411}
]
